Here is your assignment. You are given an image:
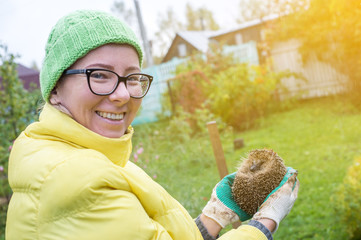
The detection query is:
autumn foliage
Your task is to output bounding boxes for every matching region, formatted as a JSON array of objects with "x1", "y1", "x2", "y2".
[
  {"x1": 268, "y1": 0, "x2": 361, "y2": 105},
  {"x1": 333, "y1": 157, "x2": 361, "y2": 239},
  {"x1": 165, "y1": 46, "x2": 299, "y2": 132}
]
